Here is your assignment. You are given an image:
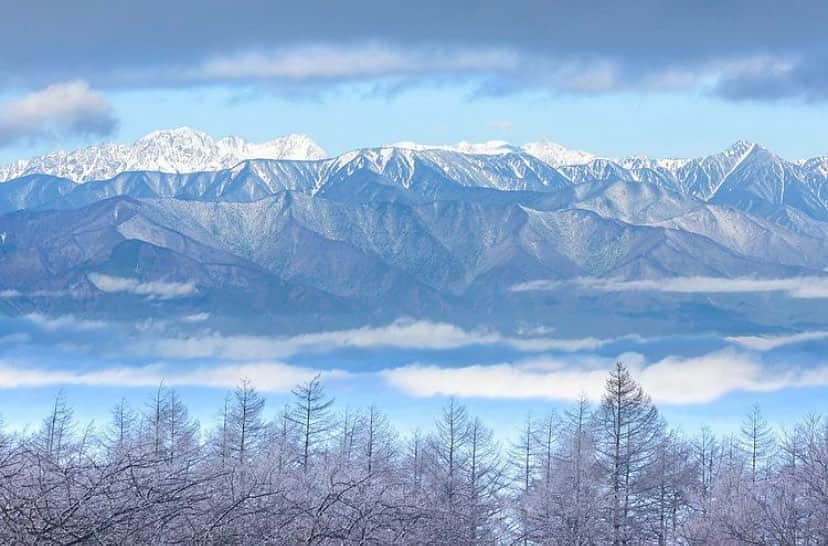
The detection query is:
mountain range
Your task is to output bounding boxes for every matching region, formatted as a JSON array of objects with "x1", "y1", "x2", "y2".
[{"x1": 1, "y1": 128, "x2": 826, "y2": 335}]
